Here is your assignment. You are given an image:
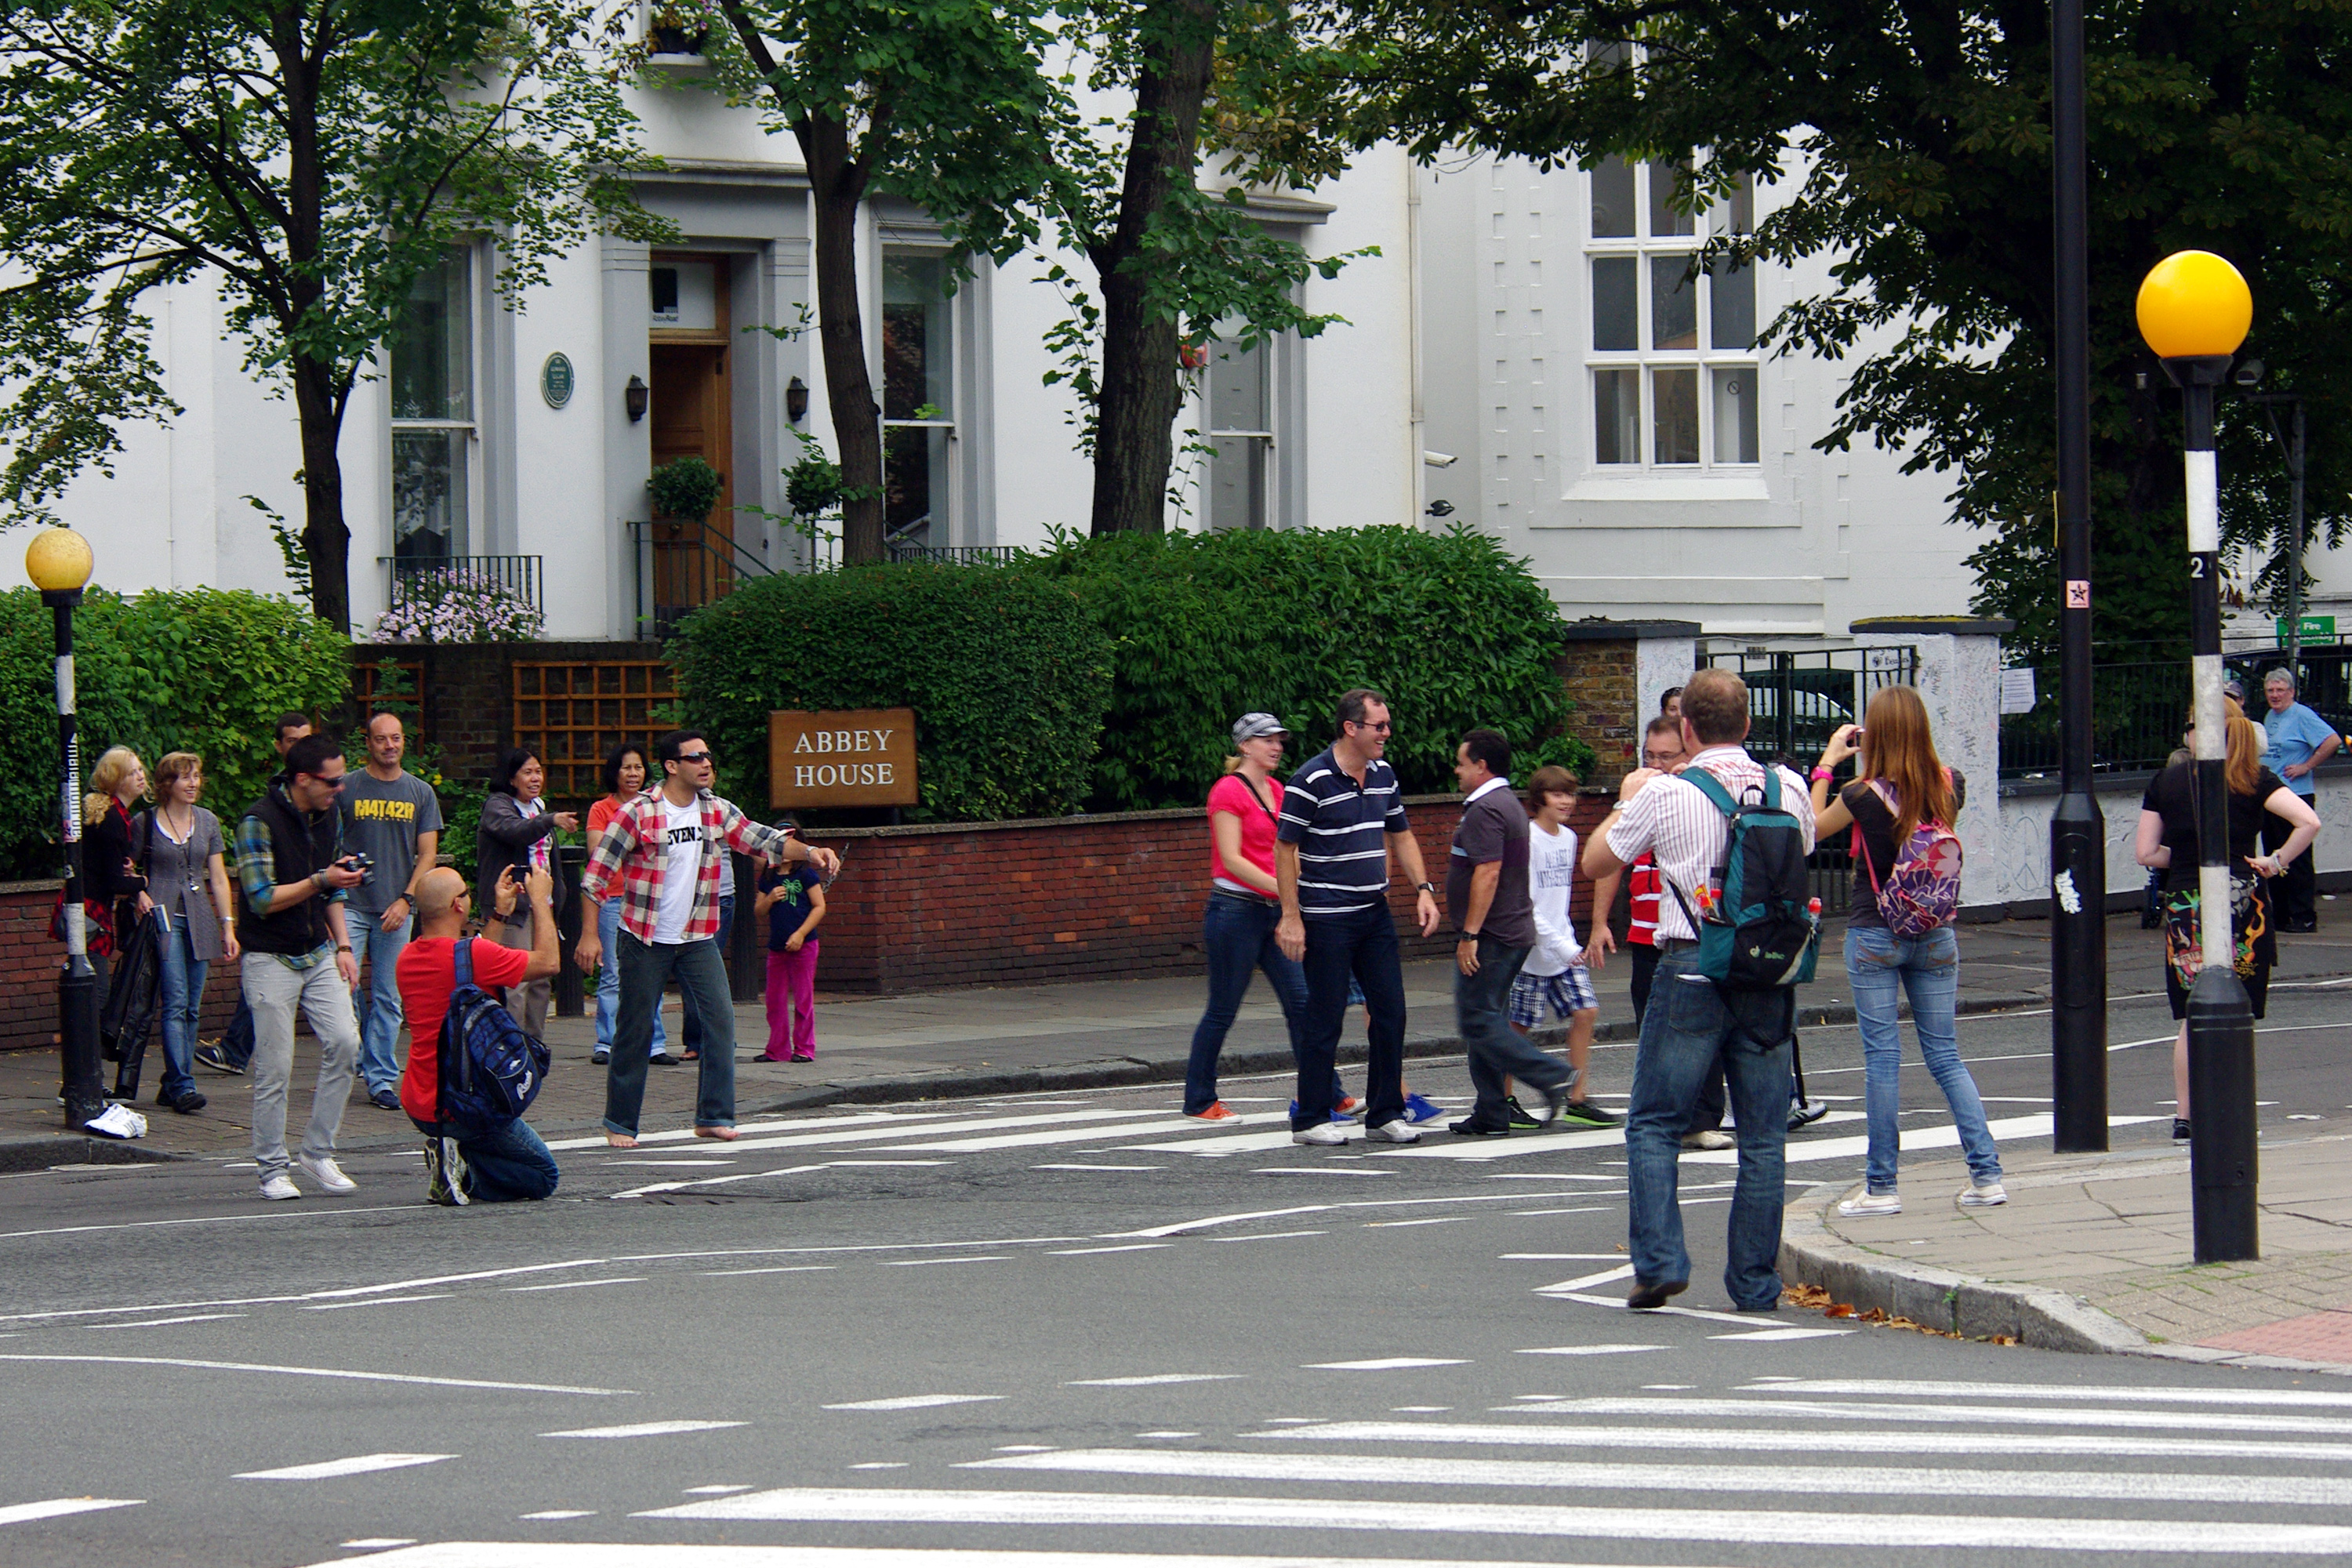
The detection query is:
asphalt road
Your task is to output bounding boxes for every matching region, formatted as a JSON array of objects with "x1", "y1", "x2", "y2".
[{"x1": 3, "y1": 976, "x2": 2350, "y2": 1568}]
